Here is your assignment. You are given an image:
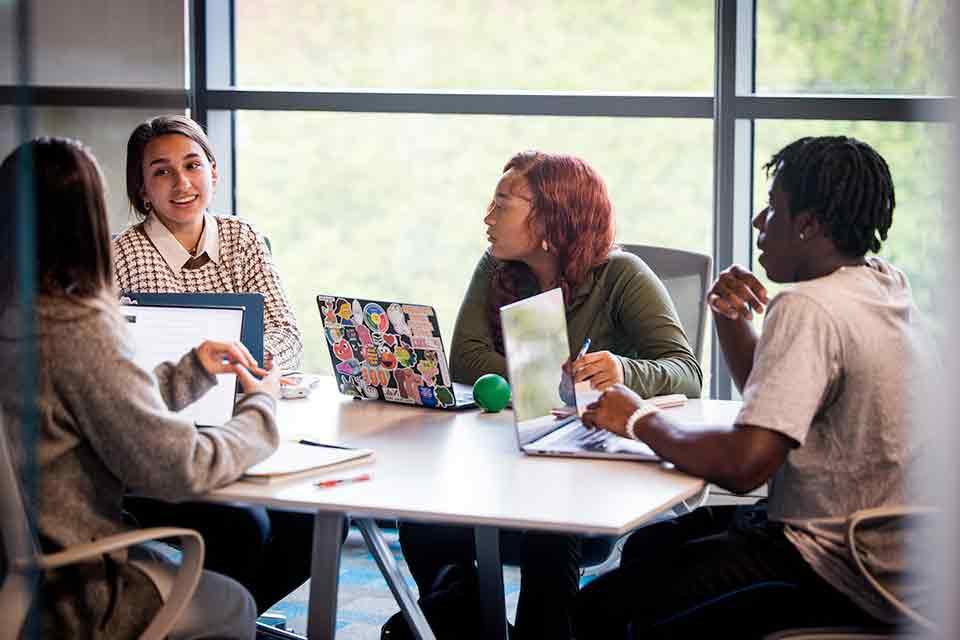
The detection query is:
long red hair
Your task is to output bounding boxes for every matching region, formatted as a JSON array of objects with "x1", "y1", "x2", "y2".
[{"x1": 488, "y1": 150, "x2": 616, "y2": 352}]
